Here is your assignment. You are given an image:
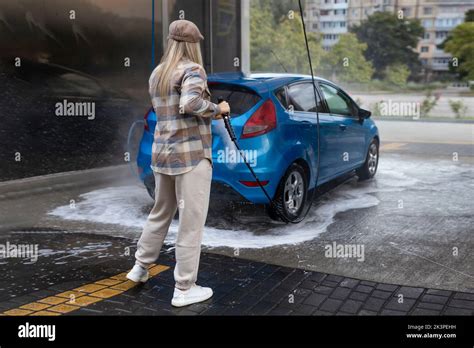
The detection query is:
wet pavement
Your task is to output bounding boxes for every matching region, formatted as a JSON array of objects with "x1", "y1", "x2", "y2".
[
  {"x1": 29, "y1": 151, "x2": 474, "y2": 292},
  {"x1": 0, "y1": 141, "x2": 473, "y2": 315},
  {"x1": 0, "y1": 230, "x2": 473, "y2": 316}
]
